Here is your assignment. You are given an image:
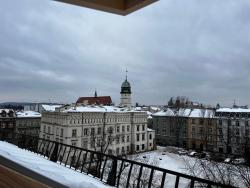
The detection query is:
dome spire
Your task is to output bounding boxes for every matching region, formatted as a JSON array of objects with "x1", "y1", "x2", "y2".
[{"x1": 126, "y1": 69, "x2": 128, "y2": 81}]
